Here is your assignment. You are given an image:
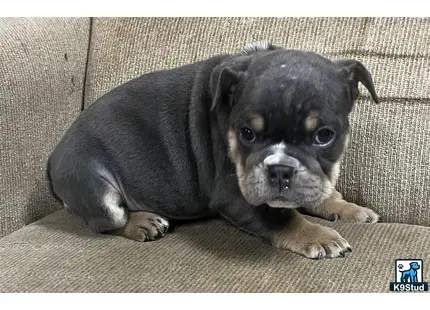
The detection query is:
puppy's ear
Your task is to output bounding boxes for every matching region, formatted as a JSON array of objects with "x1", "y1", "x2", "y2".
[
  {"x1": 335, "y1": 59, "x2": 379, "y2": 104},
  {"x1": 210, "y1": 62, "x2": 247, "y2": 112}
]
